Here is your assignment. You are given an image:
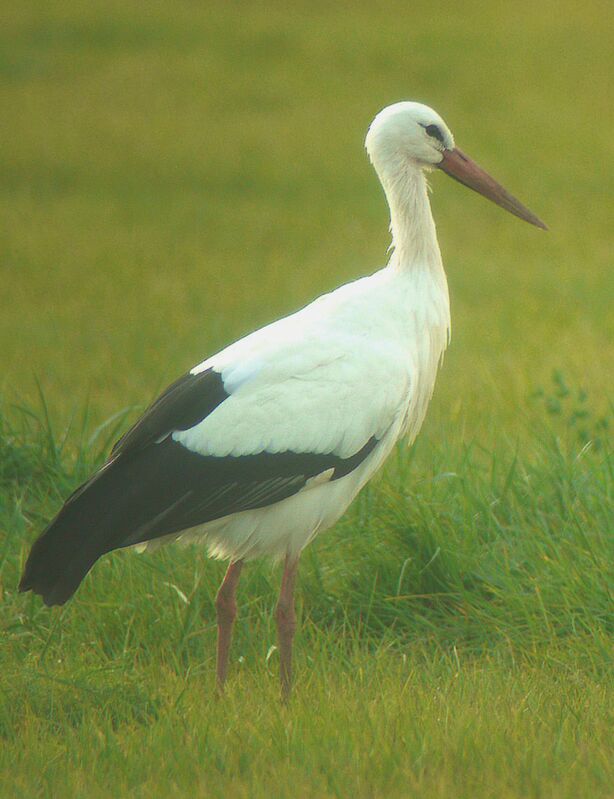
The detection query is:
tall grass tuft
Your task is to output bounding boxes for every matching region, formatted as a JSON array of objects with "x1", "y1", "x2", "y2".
[{"x1": 0, "y1": 390, "x2": 612, "y2": 798}]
